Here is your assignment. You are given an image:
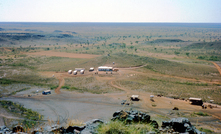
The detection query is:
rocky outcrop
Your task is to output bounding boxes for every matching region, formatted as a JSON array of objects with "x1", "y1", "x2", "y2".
[
  {"x1": 112, "y1": 110, "x2": 158, "y2": 128},
  {"x1": 160, "y1": 117, "x2": 205, "y2": 134},
  {"x1": 0, "y1": 110, "x2": 206, "y2": 134}
]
